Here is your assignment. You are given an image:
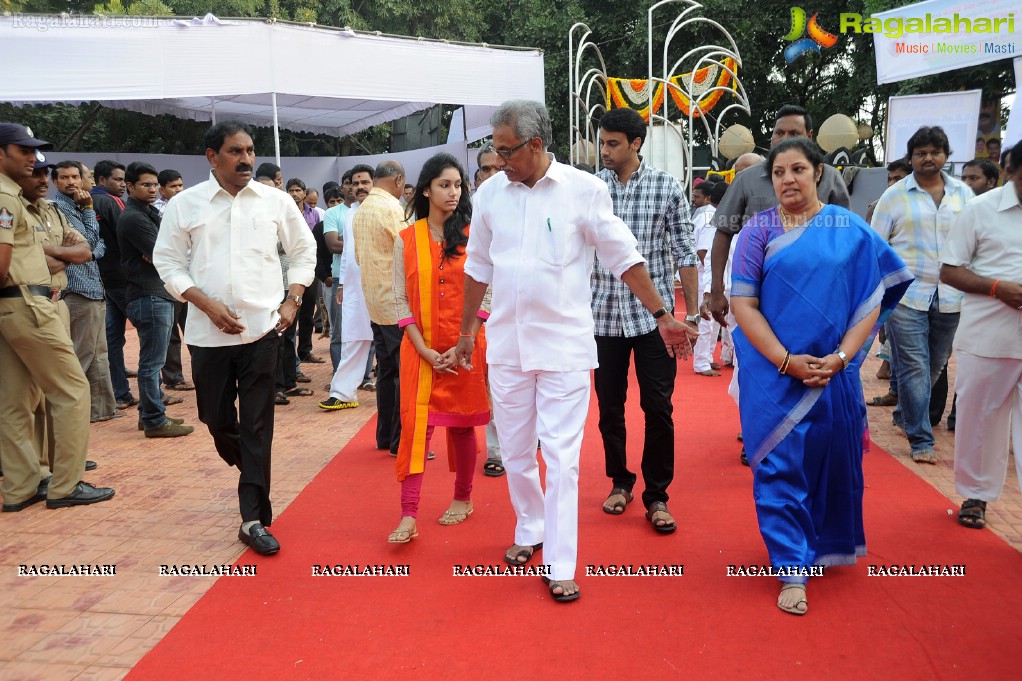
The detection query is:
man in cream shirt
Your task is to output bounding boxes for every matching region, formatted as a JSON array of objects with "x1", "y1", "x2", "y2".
[
  {"x1": 455, "y1": 100, "x2": 695, "y2": 602},
  {"x1": 154, "y1": 121, "x2": 316, "y2": 555}
]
